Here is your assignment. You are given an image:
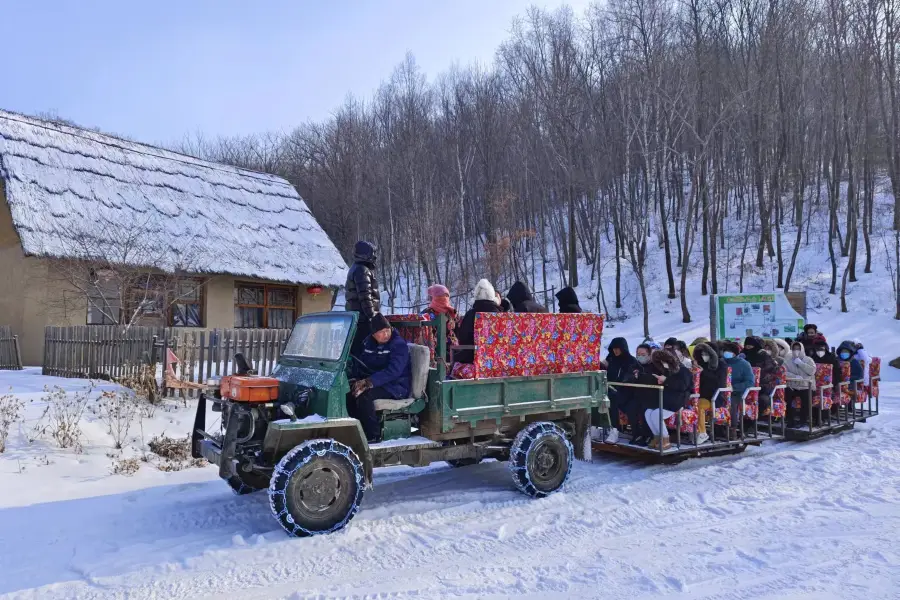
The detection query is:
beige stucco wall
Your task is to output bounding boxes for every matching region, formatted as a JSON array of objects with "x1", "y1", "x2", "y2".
[{"x1": 0, "y1": 185, "x2": 84, "y2": 365}]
